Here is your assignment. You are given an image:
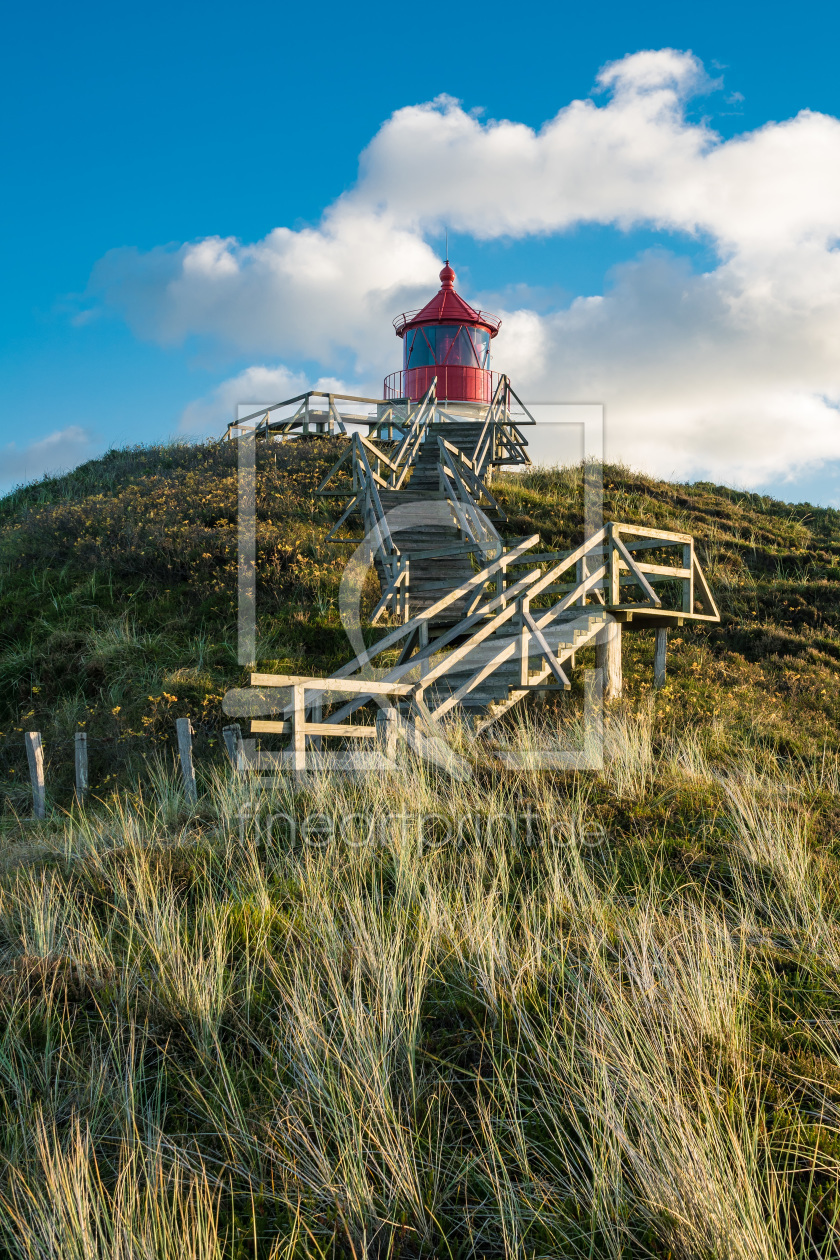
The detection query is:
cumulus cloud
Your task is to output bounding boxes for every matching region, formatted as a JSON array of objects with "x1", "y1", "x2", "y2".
[
  {"x1": 92, "y1": 213, "x2": 440, "y2": 370},
  {"x1": 88, "y1": 49, "x2": 840, "y2": 486},
  {"x1": 500, "y1": 252, "x2": 840, "y2": 483},
  {"x1": 179, "y1": 364, "x2": 366, "y2": 436},
  {"x1": 0, "y1": 426, "x2": 100, "y2": 492},
  {"x1": 180, "y1": 364, "x2": 310, "y2": 434}
]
